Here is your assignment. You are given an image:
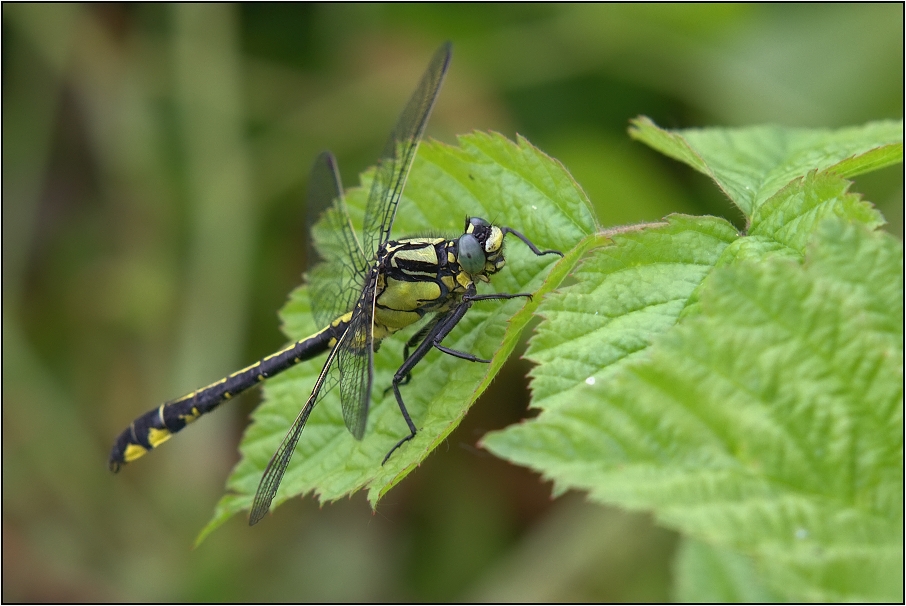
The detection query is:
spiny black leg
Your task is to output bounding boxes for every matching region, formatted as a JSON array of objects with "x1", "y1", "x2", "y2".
[
  {"x1": 400, "y1": 320, "x2": 437, "y2": 384},
  {"x1": 381, "y1": 289, "x2": 543, "y2": 464},
  {"x1": 434, "y1": 343, "x2": 490, "y2": 363},
  {"x1": 382, "y1": 405, "x2": 418, "y2": 464},
  {"x1": 383, "y1": 302, "x2": 472, "y2": 464},
  {"x1": 428, "y1": 293, "x2": 534, "y2": 362},
  {"x1": 383, "y1": 318, "x2": 440, "y2": 396},
  {"x1": 465, "y1": 292, "x2": 532, "y2": 303}
]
